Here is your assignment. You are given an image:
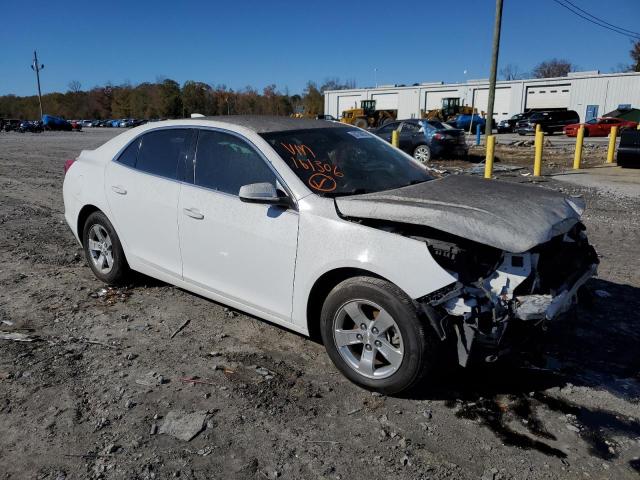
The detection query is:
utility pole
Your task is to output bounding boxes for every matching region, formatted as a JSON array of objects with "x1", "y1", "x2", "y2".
[
  {"x1": 485, "y1": 0, "x2": 503, "y2": 136},
  {"x1": 31, "y1": 51, "x2": 45, "y2": 119}
]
